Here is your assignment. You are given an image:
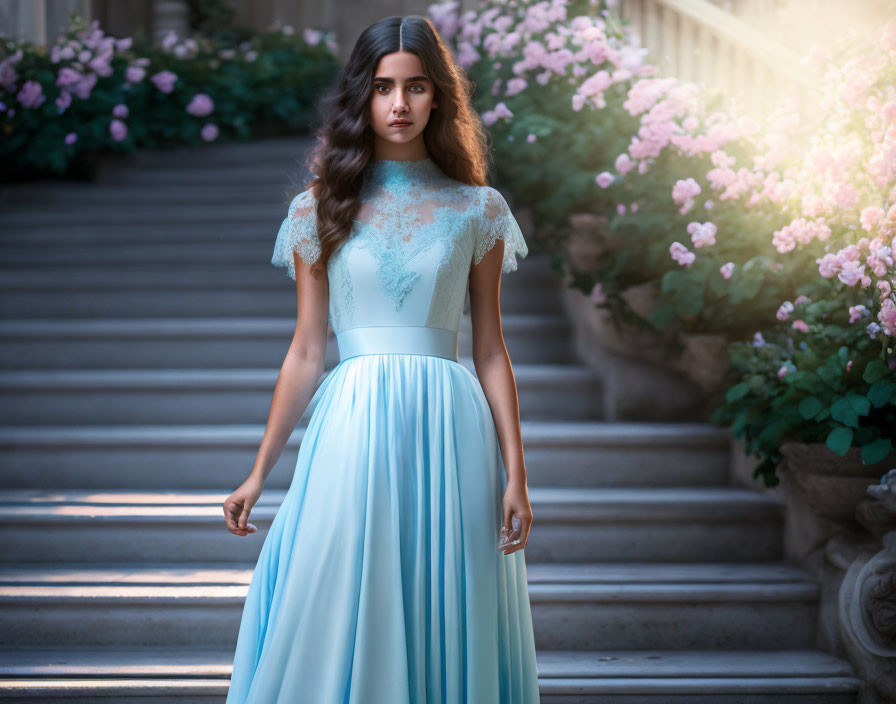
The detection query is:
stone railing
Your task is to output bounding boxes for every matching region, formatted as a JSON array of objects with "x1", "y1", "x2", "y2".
[
  {"x1": 618, "y1": 0, "x2": 815, "y2": 118},
  {"x1": 731, "y1": 442, "x2": 896, "y2": 703}
]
